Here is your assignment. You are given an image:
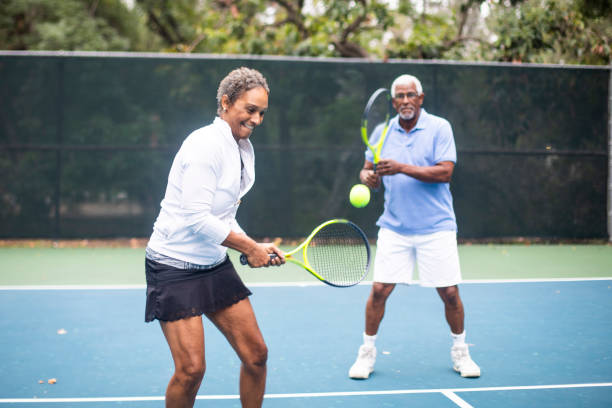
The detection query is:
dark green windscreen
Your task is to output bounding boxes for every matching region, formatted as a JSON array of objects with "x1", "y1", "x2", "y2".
[{"x1": 0, "y1": 54, "x2": 608, "y2": 239}]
